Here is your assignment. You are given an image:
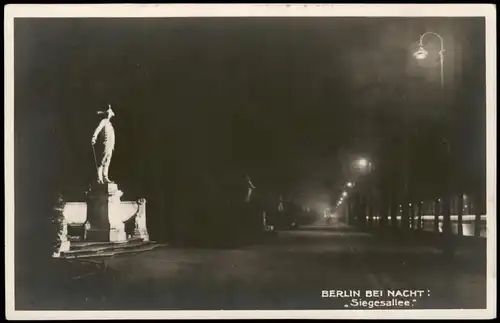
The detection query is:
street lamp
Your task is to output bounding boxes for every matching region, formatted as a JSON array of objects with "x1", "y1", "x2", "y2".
[
  {"x1": 357, "y1": 158, "x2": 369, "y2": 169},
  {"x1": 349, "y1": 157, "x2": 374, "y2": 227},
  {"x1": 414, "y1": 31, "x2": 455, "y2": 241},
  {"x1": 354, "y1": 157, "x2": 373, "y2": 174},
  {"x1": 413, "y1": 31, "x2": 445, "y2": 89}
]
